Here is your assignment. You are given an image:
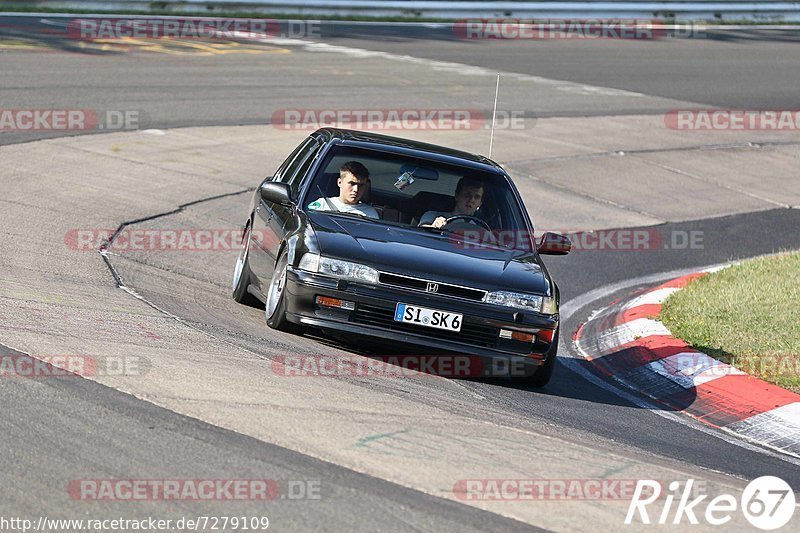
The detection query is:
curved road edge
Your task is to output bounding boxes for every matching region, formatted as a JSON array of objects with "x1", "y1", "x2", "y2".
[{"x1": 572, "y1": 264, "x2": 800, "y2": 459}]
